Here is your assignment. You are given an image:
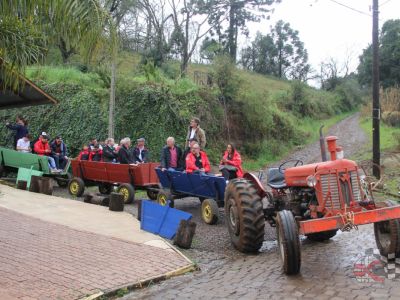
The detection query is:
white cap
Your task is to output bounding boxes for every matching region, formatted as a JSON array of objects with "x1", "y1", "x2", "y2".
[{"x1": 41, "y1": 132, "x2": 47, "y2": 136}]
